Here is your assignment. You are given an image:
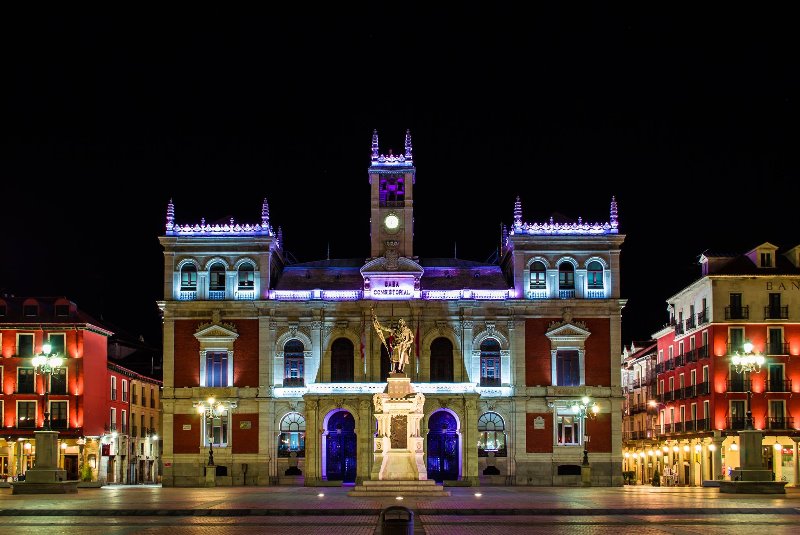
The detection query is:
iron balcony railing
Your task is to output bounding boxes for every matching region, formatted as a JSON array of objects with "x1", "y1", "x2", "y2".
[
  {"x1": 697, "y1": 308, "x2": 709, "y2": 325},
  {"x1": 675, "y1": 354, "x2": 686, "y2": 367},
  {"x1": 766, "y1": 379, "x2": 792, "y2": 392},
  {"x1": 684, "y1": 384, "x2": 696, "y2": 398},
  {"x1": 698, "y1": 345, "x2": 710, "y2": 359},
  {"x1": 685, "y1": 349, "x2": 698, "y2": 363},
  {"x1": 282, "y1": 377, "x2": 305, "y2": 387},
  {"x1": 727, "y1": 416, "x2": 746, "y2": 430},
  {"x1": 725, "y1": 305, "x2": 749, "y2": 320},
  {"x1": 726, "y1": 379, "x2": 751, "y2": 392},
  {"x1": 764, "y1": 306, "x2": 789, "y2": 320},
  {"x1": 766, "y1": 342, "x2": 790, "y2": 355},
  {"x1": 674, "y1": 323, "x2": 684, "y2": 335},
  {"x1": 685, "y1": 316, "x2": 696, "y2": 330},
  {"x1": 697, "y1": 381, "x2": 710, "y2": 395},
  {"x1": 766, "y1": 416, "x2": 794, "y2": 430},
  {"x1": 208, "y1": 290, "x2": 226, "y2": 300}
]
